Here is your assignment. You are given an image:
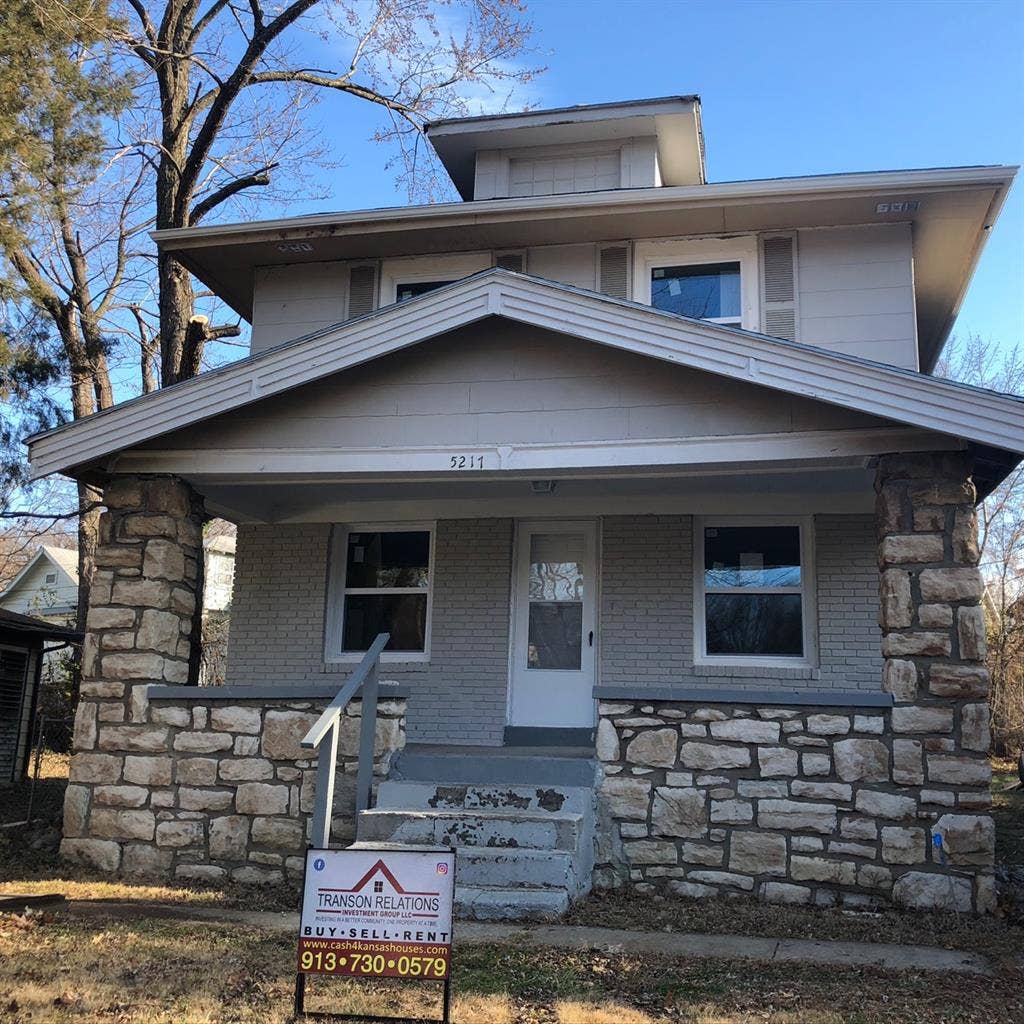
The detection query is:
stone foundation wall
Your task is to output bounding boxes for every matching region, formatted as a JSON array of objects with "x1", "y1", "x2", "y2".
[
  {"x1": 62, "y1": 693, "x2": 406, "y2": 882},
  {"x1": 594, "y1": 698, "x2": 993, "y2": 912}
]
